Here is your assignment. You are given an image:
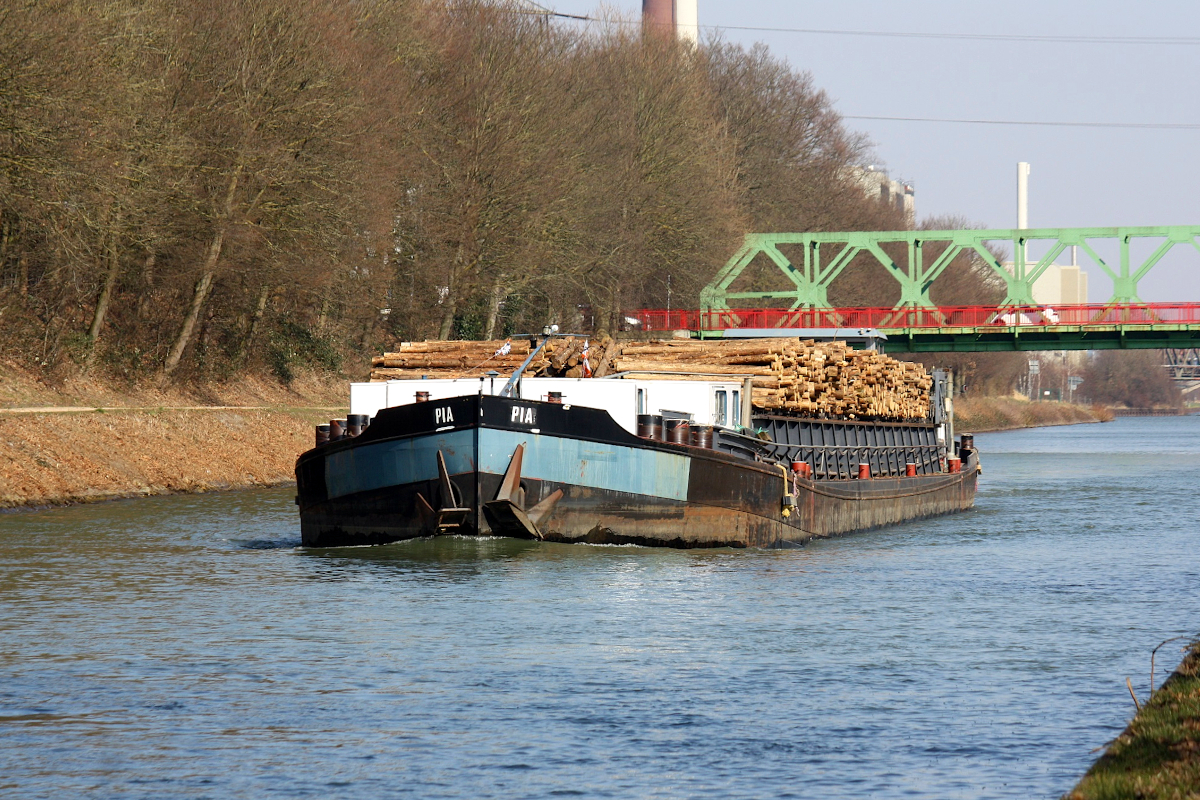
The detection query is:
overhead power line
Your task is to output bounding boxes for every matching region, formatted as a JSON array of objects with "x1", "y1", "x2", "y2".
[
  {"x1": 843, "y1": 115, "x2": 1200, "y2": 130},
  {"x1": 703, "y1": 25, "x2": 1200, "y2": 46},
  {"x1": 511, "y1": 9, "x2": 1200, "y2": 46}
]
